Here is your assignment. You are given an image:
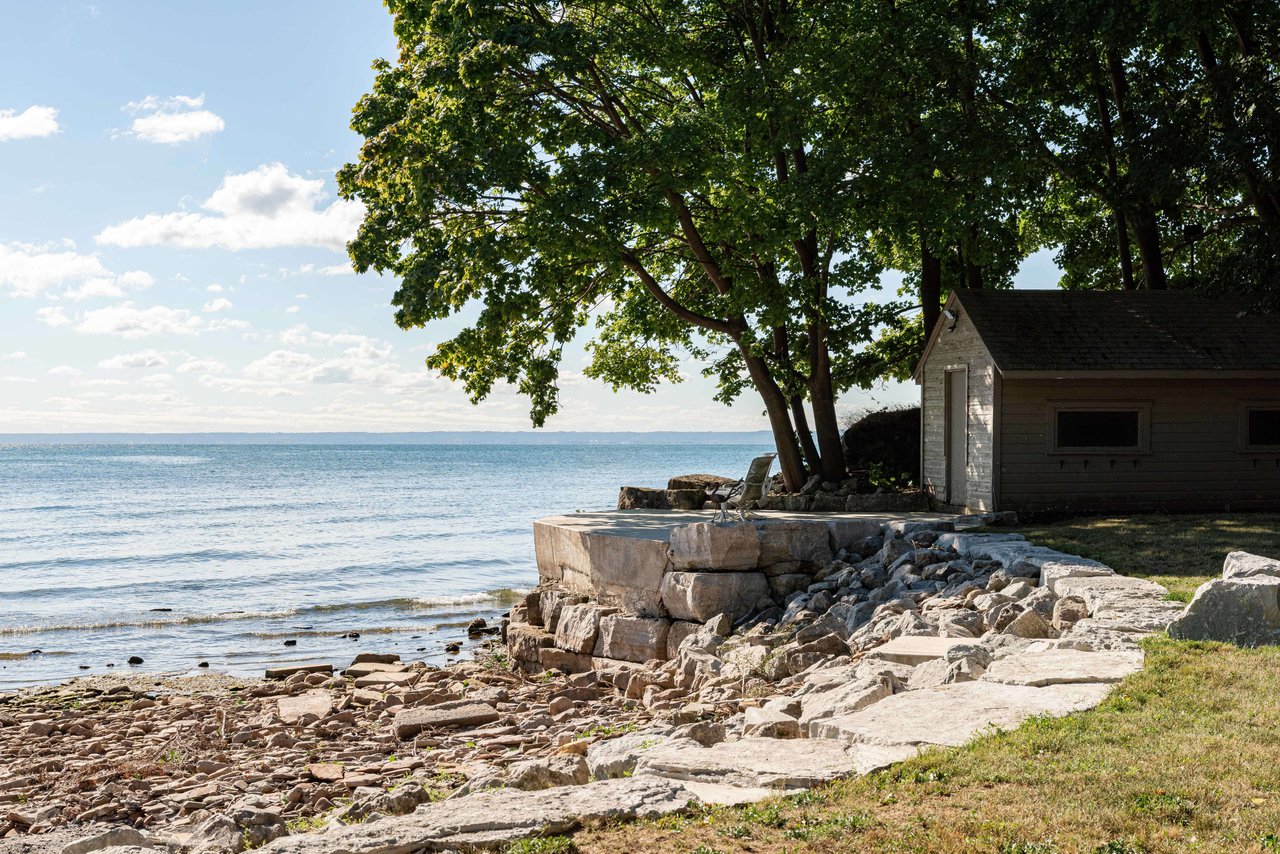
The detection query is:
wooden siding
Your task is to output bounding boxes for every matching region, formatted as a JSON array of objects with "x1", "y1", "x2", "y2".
[
  {"x1": 999, "y1": 378, "x2": 1280, "y2": 512},
  {"x1": 919, "y1": 310, "x2": 996, "y2": 511}
]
